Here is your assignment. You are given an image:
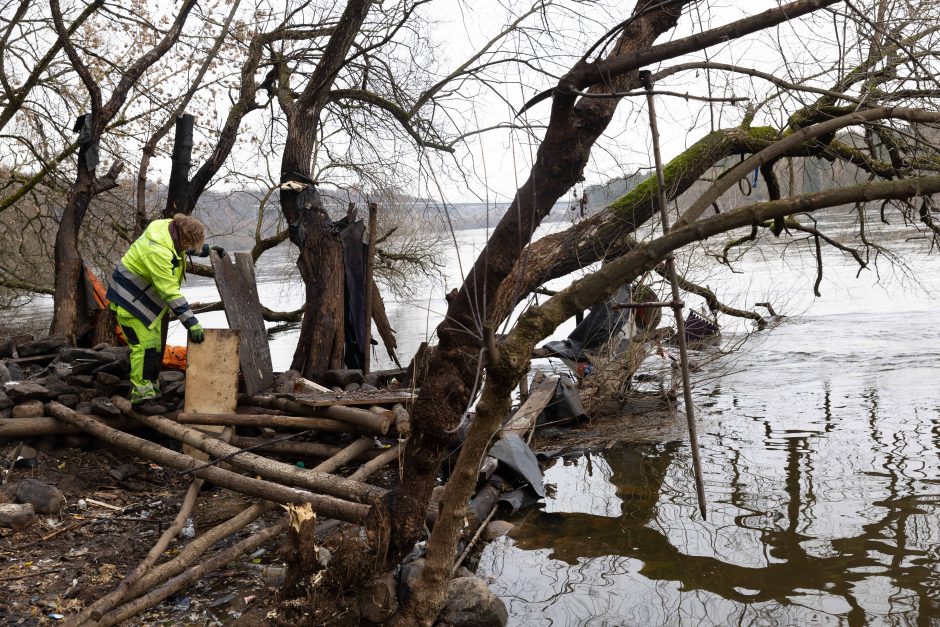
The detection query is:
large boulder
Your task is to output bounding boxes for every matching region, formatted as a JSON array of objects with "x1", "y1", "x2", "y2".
[
  {"x1": 0, "y1": 503, "x2": 35, "y2": 530},
  {"x1": 15, "y1": 479, "x2": 65, "y2": 514},
  {"x1": 437, "y1": 577, "x2": 508, "y2": 627},
  {"x1": 0, "y1": 337, "x2": 15, "y2": 359}
]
